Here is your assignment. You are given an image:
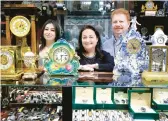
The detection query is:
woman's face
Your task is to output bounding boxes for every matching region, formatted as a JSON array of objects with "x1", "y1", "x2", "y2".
[
  {"x1": 43, "y1": 23, "x2": 56, "y2": 42},
  {"x1": 82, "y1": 29, "x2": 98, "y2": 52}
]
